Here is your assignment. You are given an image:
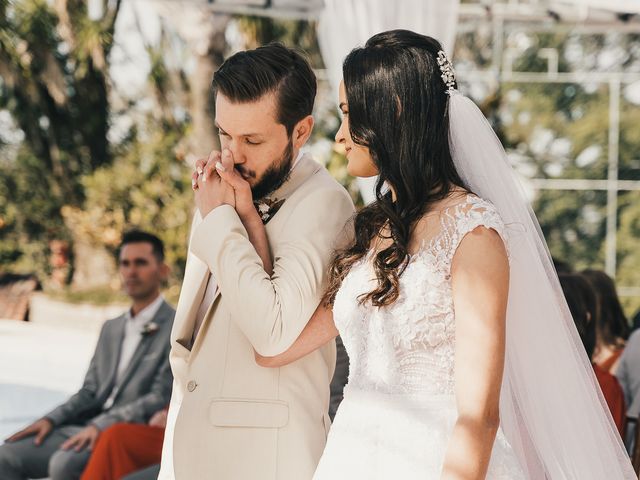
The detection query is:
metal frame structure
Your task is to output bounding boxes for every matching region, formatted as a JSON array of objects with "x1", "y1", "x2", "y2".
[{"x1": 456, "y1": 3, "x2": 640, "y2": 299}]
